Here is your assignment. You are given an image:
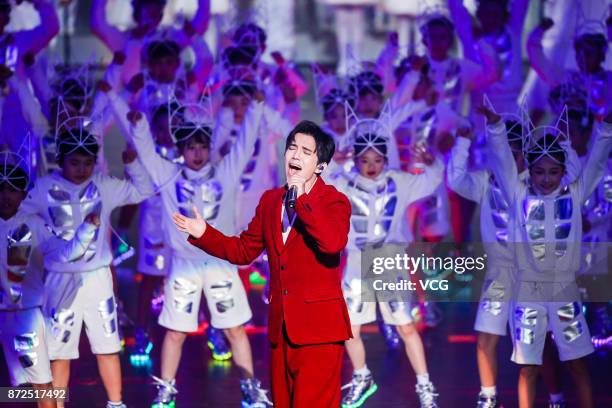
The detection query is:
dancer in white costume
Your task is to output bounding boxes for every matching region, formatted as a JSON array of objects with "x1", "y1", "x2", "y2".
[
  {"x1": 0, "y1": 147, "x2": 99, "y2": 408},
  {"x1": 331, "y1": 123, "x2": 443, "y2": 408},
  {"x1": 108, "y1": 89, "x2": 272, "y2": 408},
  {"x1": 482, "y1": 104, "x2": 612, "y2": 408},
  {"x1": 20, "y1": 125, "x2": 153, "y2": 408}
]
